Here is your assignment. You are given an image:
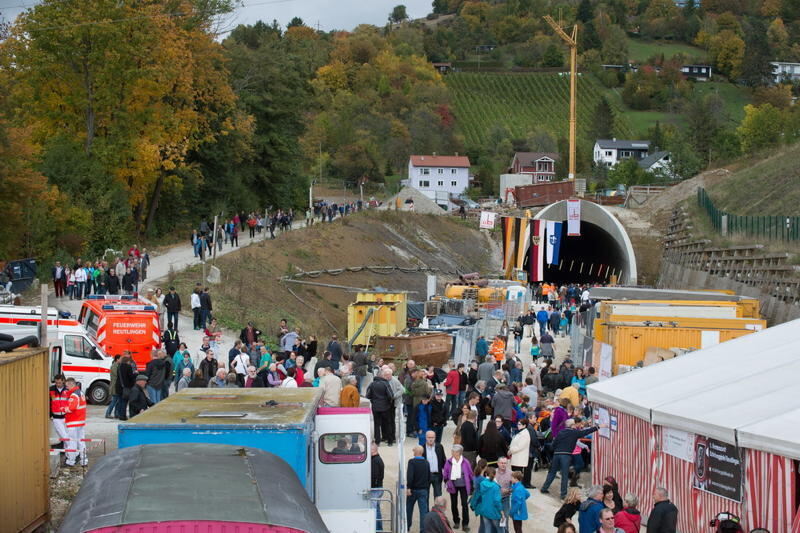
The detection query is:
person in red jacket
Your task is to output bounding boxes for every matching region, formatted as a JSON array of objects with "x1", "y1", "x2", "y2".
[
  {"x1": 49, "y1": 374, "x2": 70, "y2": 449},
  {"x1": 442, "y1": 362, "x2": 461, "y2": 420},
  {"x1": 614, "y1": 493, "x2": 642, "y2": 533},
  {"x1": 63, "y1": 377, "x2": 88, "y2": 467}
]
